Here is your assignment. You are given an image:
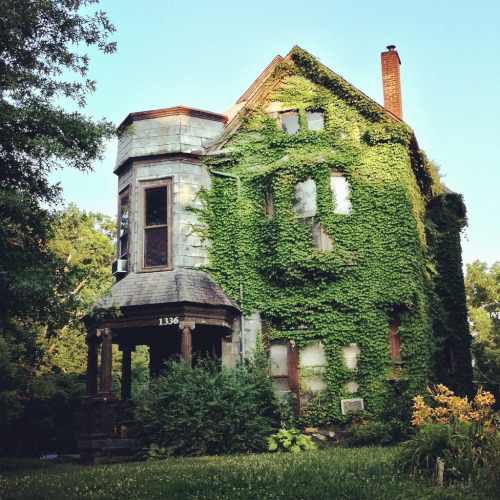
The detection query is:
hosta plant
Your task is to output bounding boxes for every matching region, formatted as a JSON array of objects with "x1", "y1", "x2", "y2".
[{"x1": 268, "y1": 429, "x2": 316, "y2": 453}]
